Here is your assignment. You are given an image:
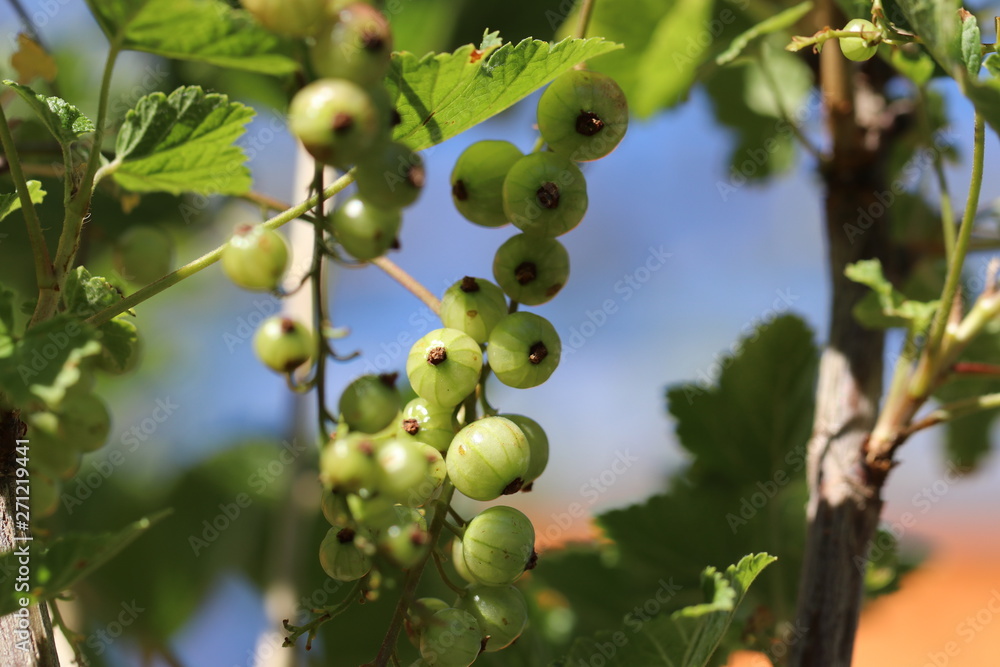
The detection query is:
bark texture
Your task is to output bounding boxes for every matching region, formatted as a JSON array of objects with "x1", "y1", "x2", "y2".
[
  {"x1": 788, "y1": 4, "x2": 902, "y2": 664},
  {"x1": 0, "y1": 410, "x2": 59, "y2": 667}
]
